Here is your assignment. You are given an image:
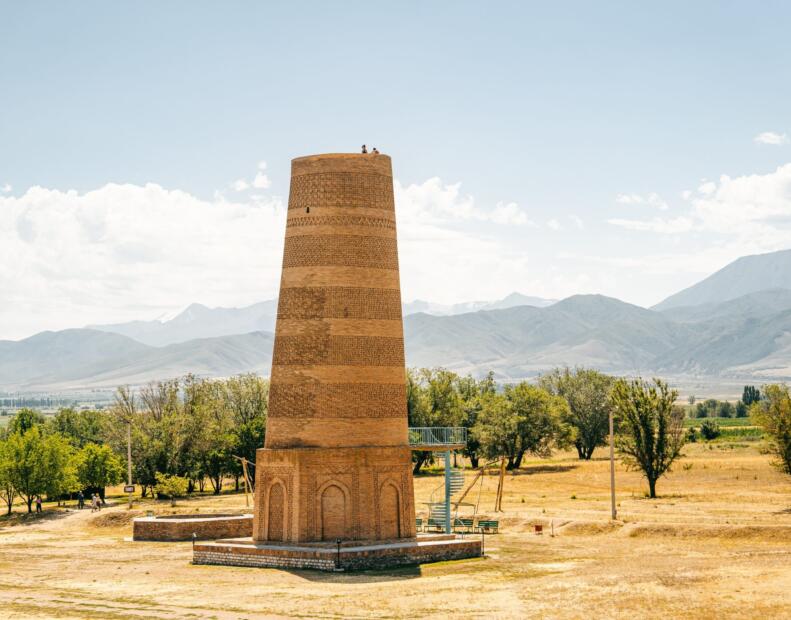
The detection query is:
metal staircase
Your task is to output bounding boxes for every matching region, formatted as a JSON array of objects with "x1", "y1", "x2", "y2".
[{"x1": 427, "y1": 468, "x2": 465, "y2": 523}]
